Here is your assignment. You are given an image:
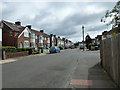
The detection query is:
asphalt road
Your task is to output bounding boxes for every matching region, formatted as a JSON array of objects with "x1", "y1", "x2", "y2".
[
  {"x1": 2, "y1": 49, "x2": 80, "y2": 88},
  {"x1": 2, "y1": 49, "x2": 115, "y2": 88}
]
